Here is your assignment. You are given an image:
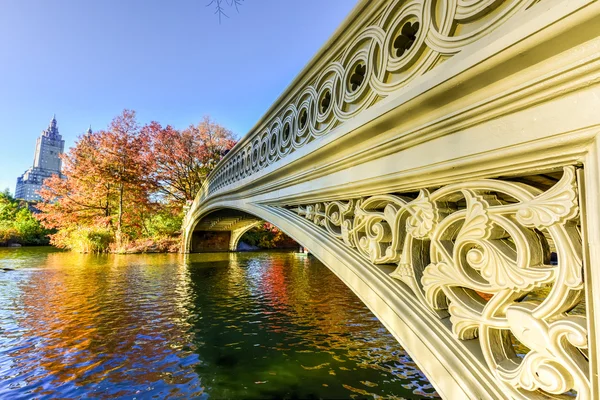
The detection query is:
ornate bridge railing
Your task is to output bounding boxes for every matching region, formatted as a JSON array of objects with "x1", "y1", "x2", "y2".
[
  {"x1": 184, "y1": 0, "x2": 600, "y2": 398},
  {"x1": 289, "y1": 166, "x2": 589, "y2": 397},
  {"x1": 207, "y1": 0, "x2": 562, "y2": 194}
]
